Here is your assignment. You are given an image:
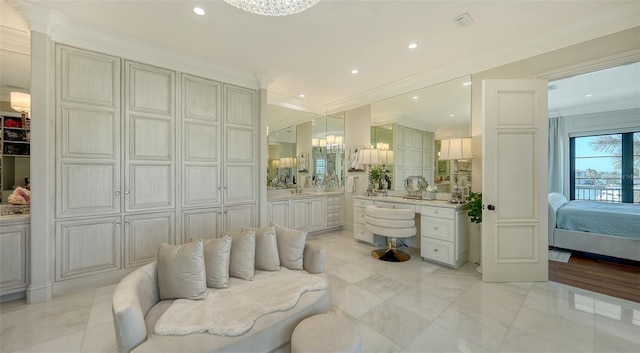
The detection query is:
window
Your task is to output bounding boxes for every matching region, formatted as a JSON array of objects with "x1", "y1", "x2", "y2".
[{"x1": 570, "y1": 131, "x2": 639, "y2": 203}]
